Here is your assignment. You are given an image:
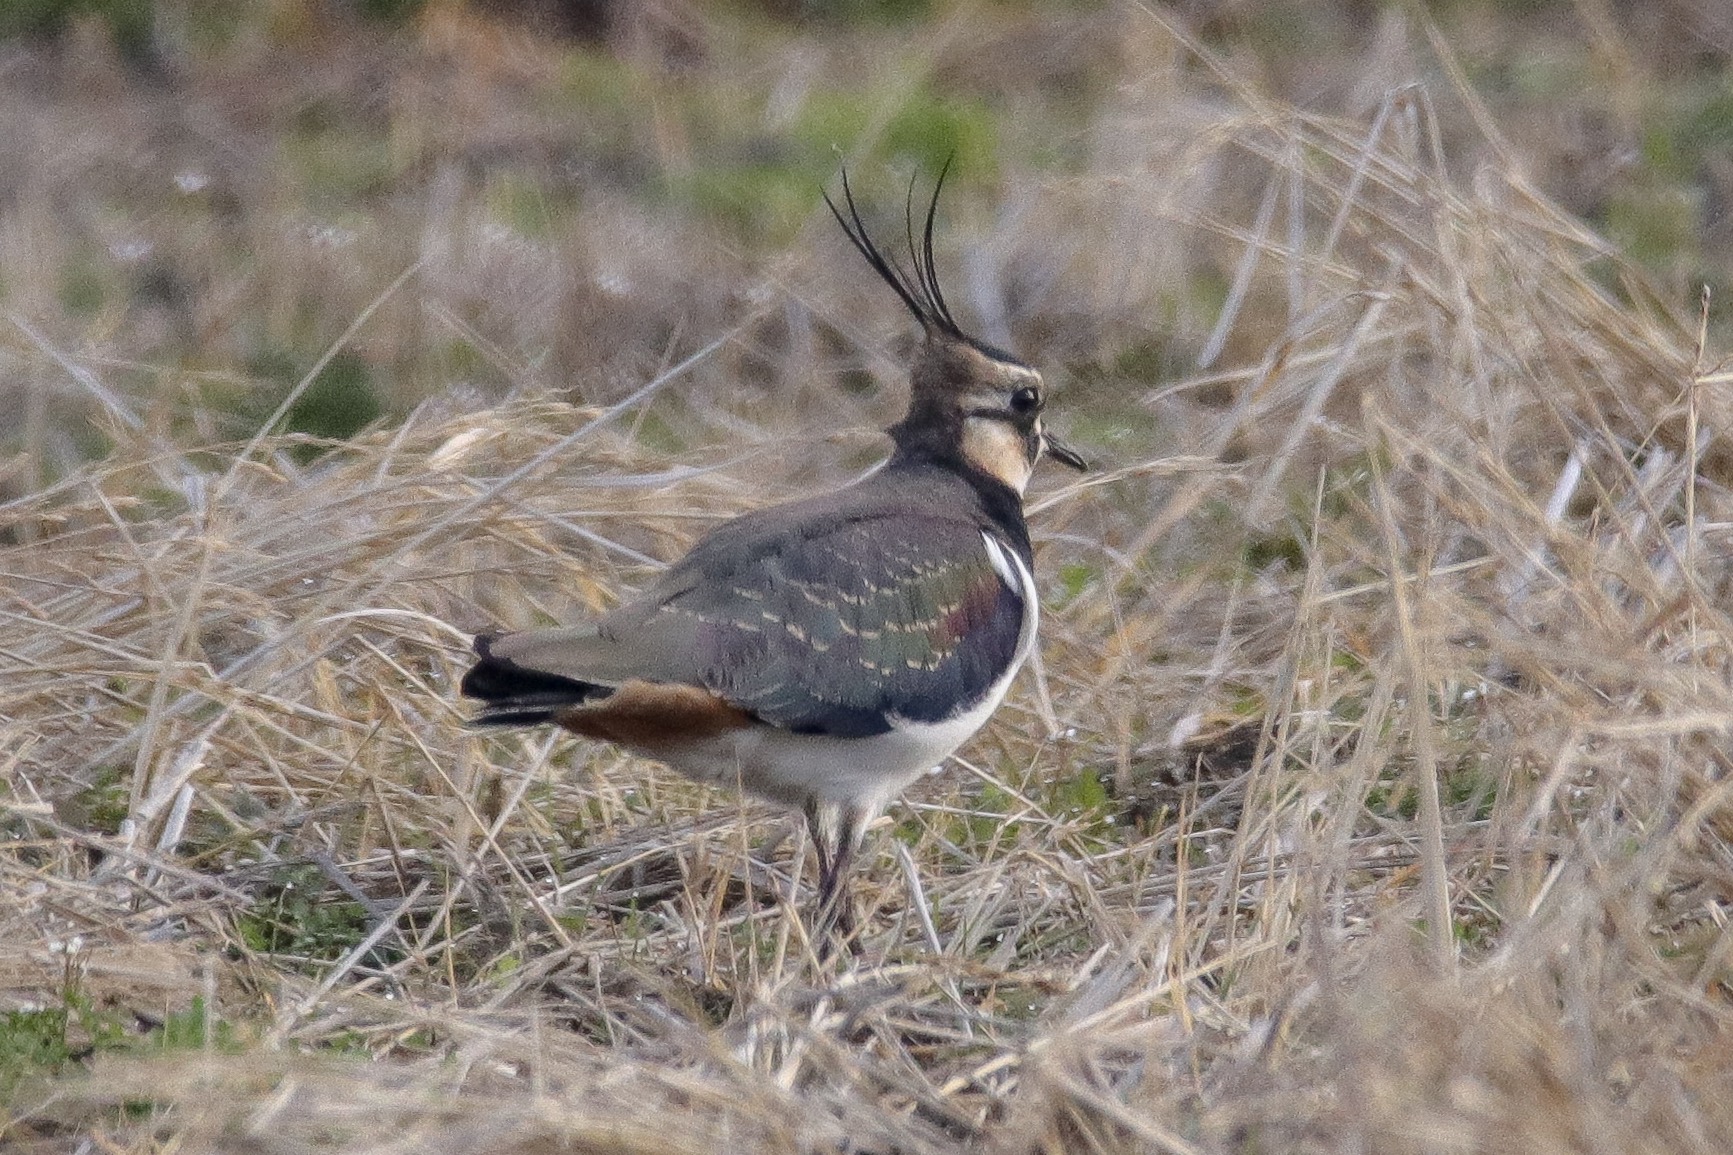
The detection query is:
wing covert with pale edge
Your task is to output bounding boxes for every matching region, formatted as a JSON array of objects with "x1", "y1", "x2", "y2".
[{"x1": 603, "y1": 514, "x2": 1029, "y2": 738}]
